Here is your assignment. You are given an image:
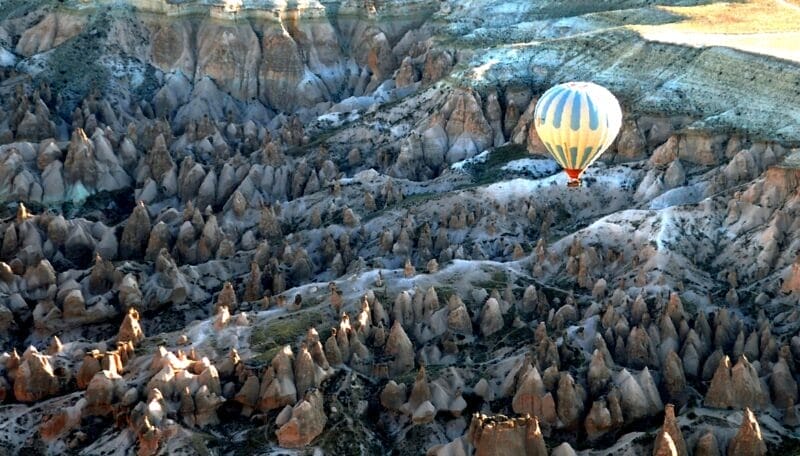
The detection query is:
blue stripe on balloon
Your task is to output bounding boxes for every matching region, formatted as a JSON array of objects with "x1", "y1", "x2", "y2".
[
  {"x1": 585, "y1": 94, "x2": 599, "y2": 131},
  {"x1": 569, "y1": 147, "x2": 578, "y2": 167},
  {"x1": 536, "y1": 86, "x2": 566, "y2": 123},
  {"x1": 552, "y1": 91, "x2": 571, "y2": 128},
  {"x1": 584, "y1": 146, "x2": 594, "y2": 165},
  {"x1": 570, "y1": 92, "x2": 582, "y2": 131}
]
